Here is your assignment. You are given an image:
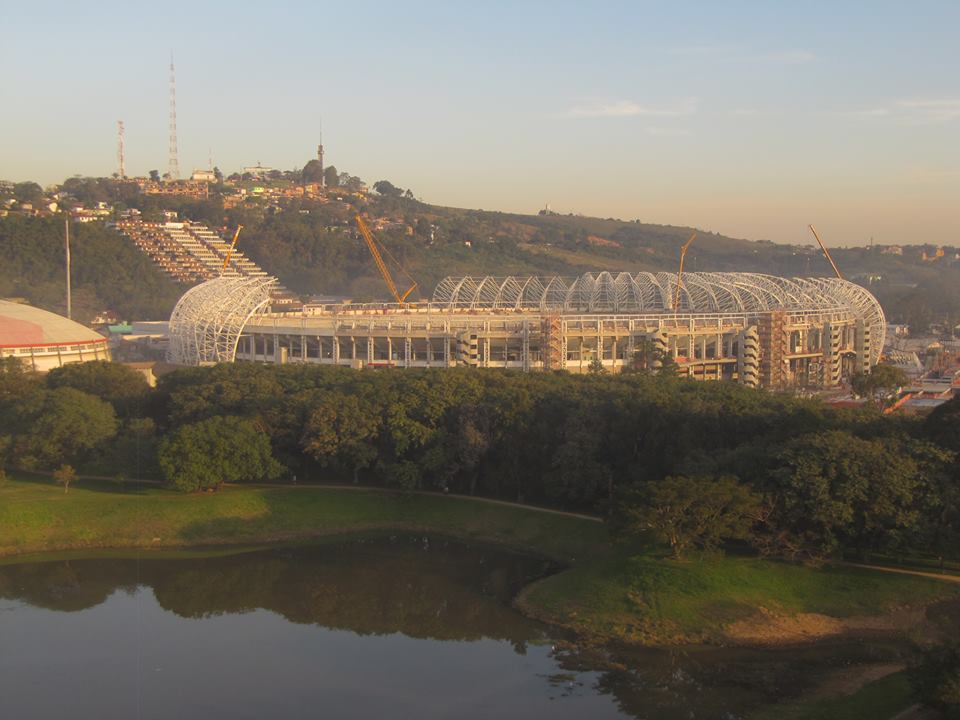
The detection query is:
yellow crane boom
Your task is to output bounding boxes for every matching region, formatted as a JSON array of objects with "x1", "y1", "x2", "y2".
[
  {"x1": 221, "y1": 224, "x2": 243, "y2": 274},
  {"x1": 808, "y1": 224, "x2": 844, "y2": 280},
  {"x1": 354, "y1": 214, "x2": 417, "y2": 304},
  {"x1": 673, "y1": 231, "x2": 697, "y2": 310}
]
